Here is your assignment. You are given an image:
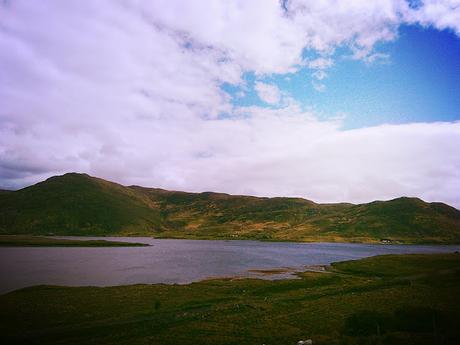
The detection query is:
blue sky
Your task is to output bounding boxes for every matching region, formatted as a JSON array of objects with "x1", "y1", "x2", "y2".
[
  {"x1": 1, "y1": 0, "x2": 460, "y2": 208},
  {"x1": 224, "y1": 25, "x2": 460, "y2": 129}
]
